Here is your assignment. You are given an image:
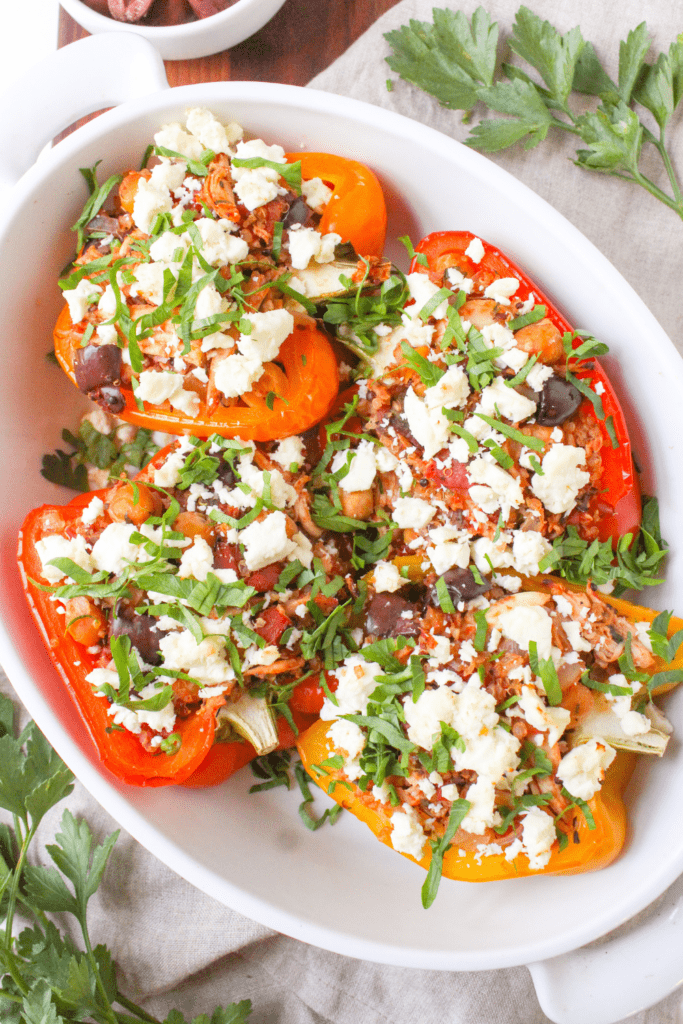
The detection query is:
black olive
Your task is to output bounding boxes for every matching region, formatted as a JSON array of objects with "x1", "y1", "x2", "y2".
[
  {"x1": 90, "y1": 386, "x2": 126, "y2": 415},
  {"x1": 283, "y1": 197, "x2": 315, "y2": 231},
  {"x1": 85, "y1": 214, "x2": 125, "y2": 240},
  {"x1": 366, "y1": 593, "x2": 421, "y2": 638},
  {"x1": 111, "y1": 603, "x2": 162, "y2": 666},
  {"x1": 536, "y1": 376, "x2": 583, "y2": 426},
  {"x1": 216, "y1": 458, "x2": 236, "y2": 489},
  {"x1": 427, "y1": 567, "x2": 491, "y2": 608},
  {"x1": 74, "y1": 344, "x2": 122, "y2": 393}
]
